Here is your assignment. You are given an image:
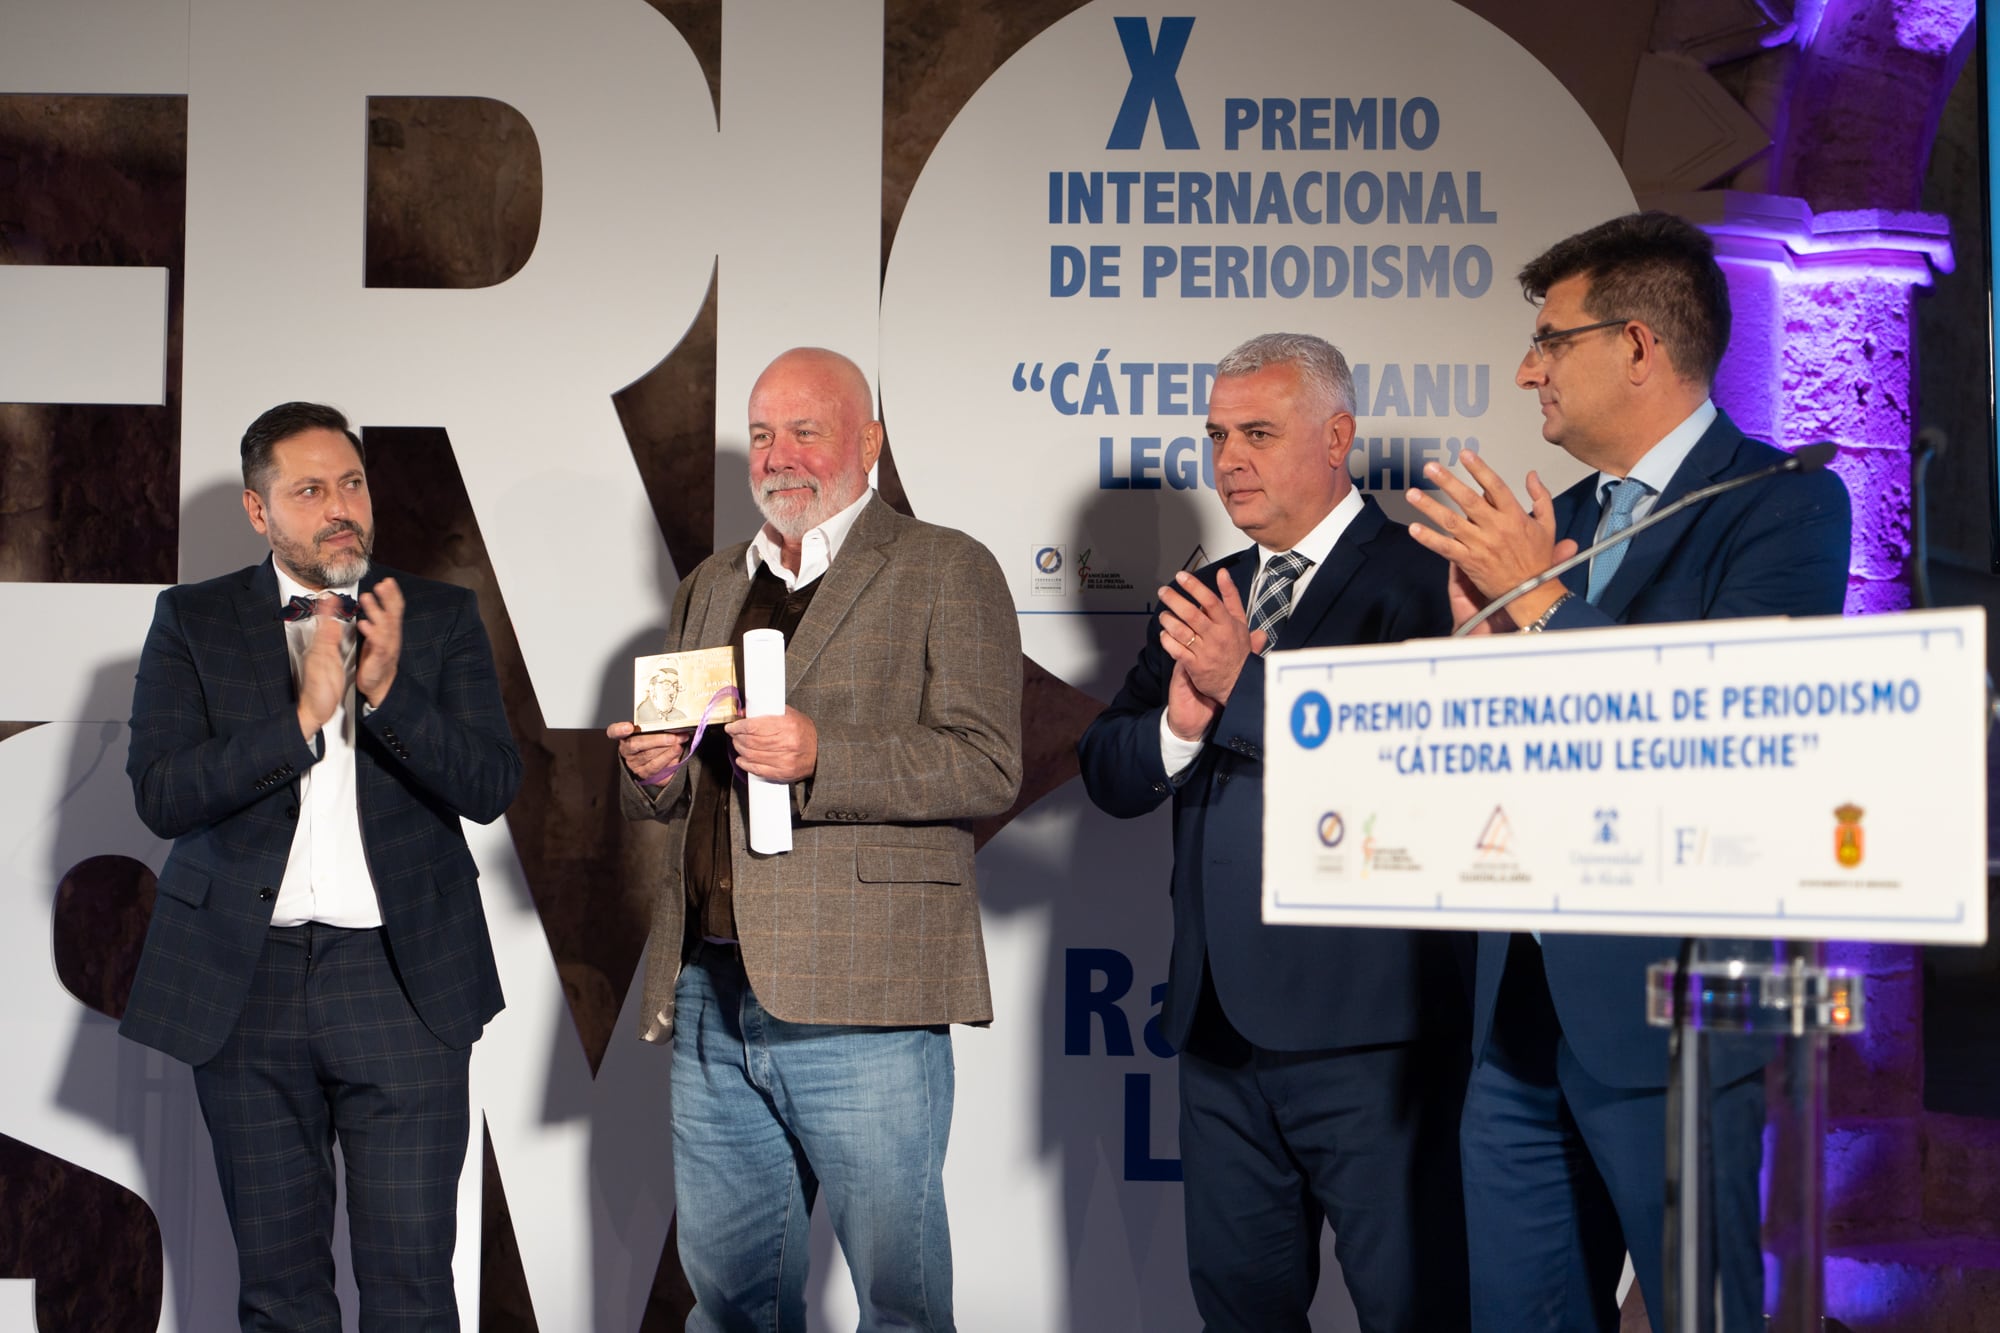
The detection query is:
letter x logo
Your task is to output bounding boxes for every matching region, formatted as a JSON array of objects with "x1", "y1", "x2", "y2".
[
  {"x1": 1290, "y1": 690, "x2": 1331, "y2": 749},
  {"x1": 1106, "y1": 16, "x2": 1199, "y2": 150}
]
